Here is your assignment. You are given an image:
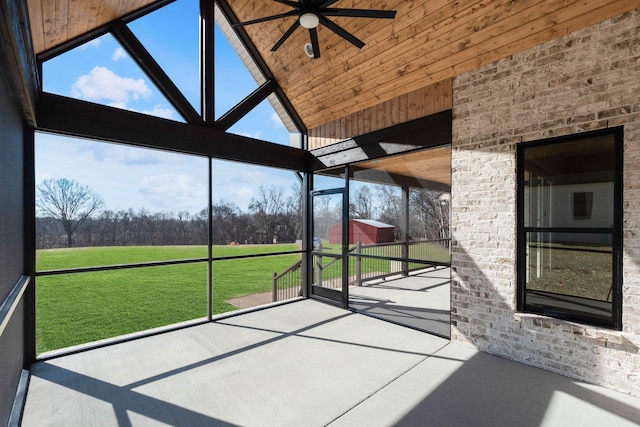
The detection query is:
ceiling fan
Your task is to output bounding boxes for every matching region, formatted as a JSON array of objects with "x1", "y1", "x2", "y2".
[{"x1": 233, "y1": 0, "x2": 397, "y2": 59}]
